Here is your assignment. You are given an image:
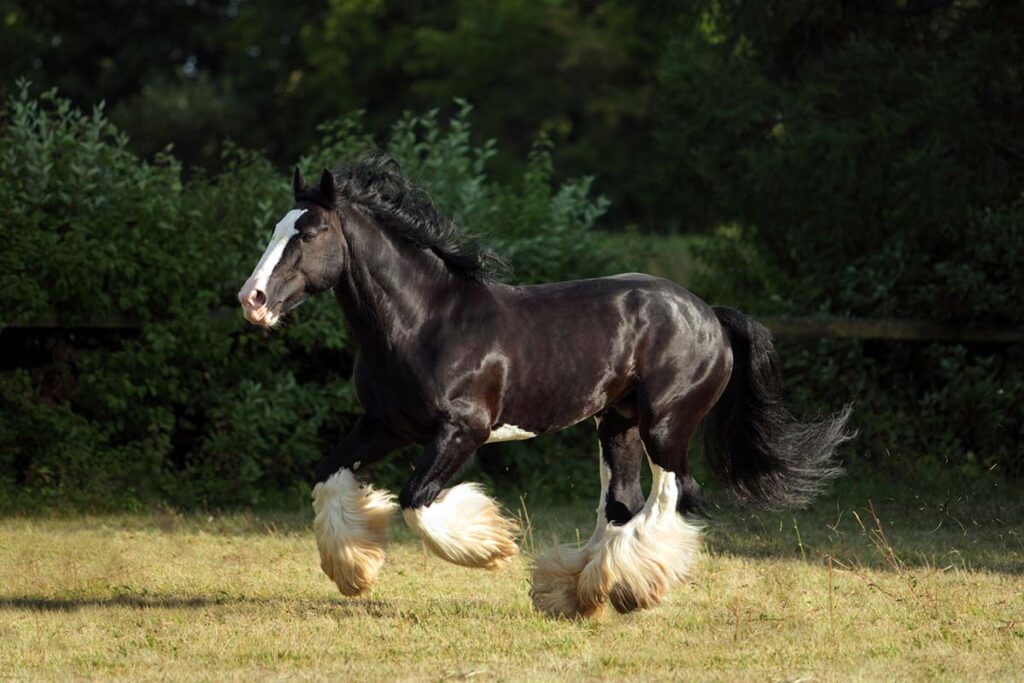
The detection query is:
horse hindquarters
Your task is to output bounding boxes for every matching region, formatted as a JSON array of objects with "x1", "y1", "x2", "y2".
[
  {"x1": 572, "y1": 371, "x2": 727, "y2": 615},
  {"x1": 570, "y1": 306, "x2": 854, "y2": 616},
  {"x1": 559, "y1": 305, "x2": 733, "y2": 615}
]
